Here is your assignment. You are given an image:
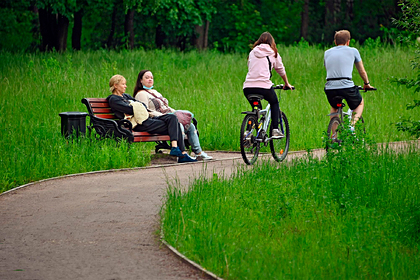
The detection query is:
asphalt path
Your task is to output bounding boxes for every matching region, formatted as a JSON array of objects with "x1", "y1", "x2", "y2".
[{"x1": 0, "y1": 152, "x2": 249, "y2": 280}]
